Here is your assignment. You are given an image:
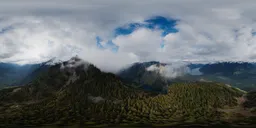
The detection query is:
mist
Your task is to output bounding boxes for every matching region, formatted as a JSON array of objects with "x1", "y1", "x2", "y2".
[{"x1": 146, "y1": 62, "x2": 203, "y2": 79}]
